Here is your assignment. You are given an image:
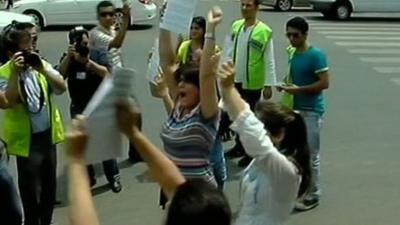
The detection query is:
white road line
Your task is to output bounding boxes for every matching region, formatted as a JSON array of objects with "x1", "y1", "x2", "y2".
[
  {"x1": 360, "y1": 57, "x2": 400, "y2": 63},
  {"x1": 336, "y1": 42, "x2": 400, "y2": 47},
  {"x1": 319, "y1": 31, "x2": 400, "y2": 35},
  {"x1": 348, "y1": 49, "x2": 400, "y2": 54},
  {"x1": 390, "y1": 78, "x2": 400, "y2": 86},
  {"x1": 309, "y1": 23, "x2": 400, "y2": 28},
  {"x1": 326, "y1": 36, "x2": 400, "y2": 41},
  {"x1": 313, "y1": 27, "x2": 400, "y2": 31},
  {"x1": 374, "y1": 67, "x2": 400, "y2": 73}
]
